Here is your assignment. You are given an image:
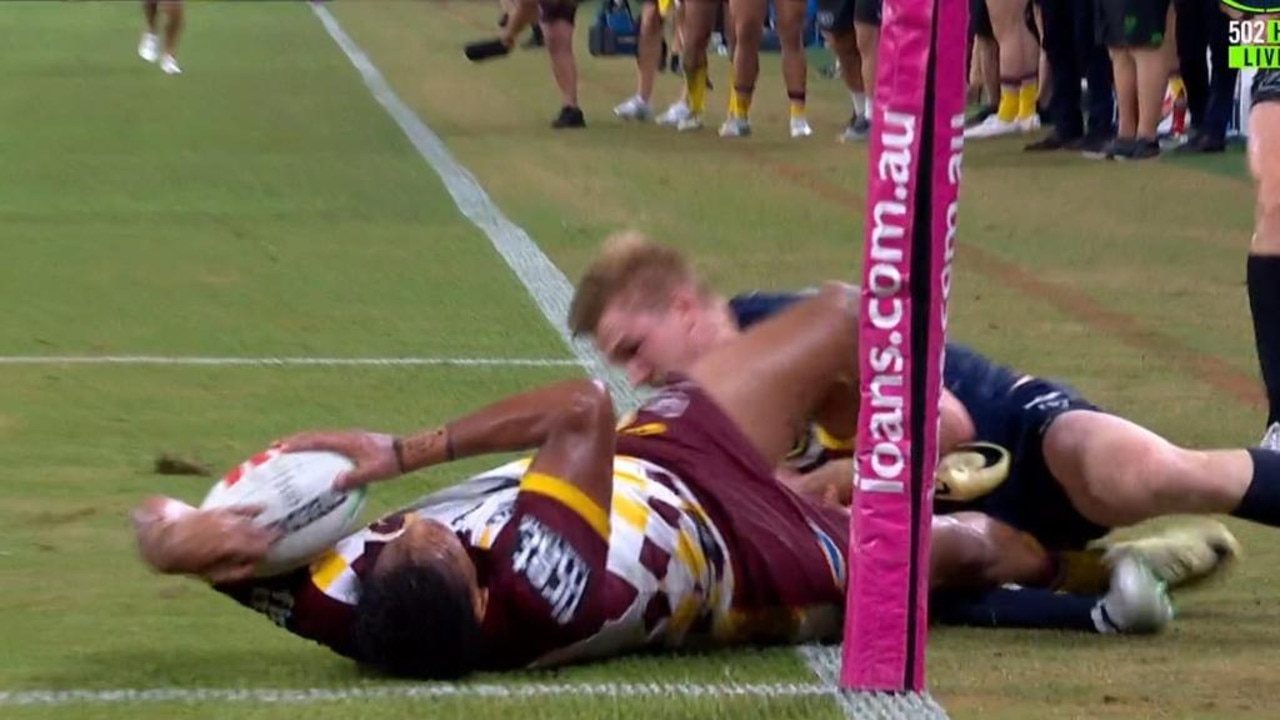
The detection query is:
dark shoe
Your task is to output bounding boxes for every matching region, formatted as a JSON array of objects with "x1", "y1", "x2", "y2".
[
  {"x1": 1085, "y1": 137, "x2": 1133, "y2": 160},
  {"x1": 839, "y1": 115, "x2": 871, "y2": 142},
  {"x1": 1078, "y1": 133, "x2": 1113, "y2": 158},
  {"x1": 1174, "y1": 132, "x2": 1226, "y2": 154},
  {"x1": 552, "y1": 105, "x2": 586, "y2": 129},
  {"x1": 465, "y1": 38, "x2": 511, "y2": 62},
  {"x1": 1024, "y1": 133, "x2": 1084, "y2": 151},
  {"x1": 1115, "y1": 137, "x2": 1160, "y2": 161}
]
